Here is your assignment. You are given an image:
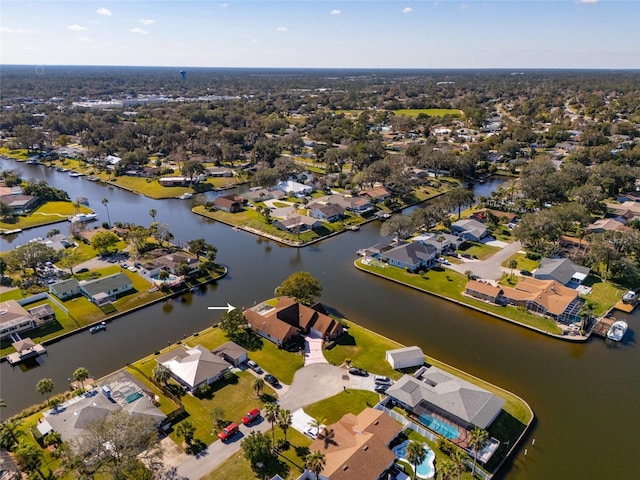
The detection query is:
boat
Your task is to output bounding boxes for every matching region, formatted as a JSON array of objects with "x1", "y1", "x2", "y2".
[
  {"x1": 622, "y1": 291, "x2": 637, "y2": 304},
  {"x1": 606, "y1": 320, "x2": 628, "y2": 342},
  {"x1": 69, "y1": 172, "x2": 80, "y2": 177},
  {"x1": 86, "y1": 176, "x2": 99, "y2": 182},
  {"x1": 89, "y1": 322, "x2": 106, "y2": 334},
  {"x1": 178, "y1": 193, "x2": 193, "y2": 200},
  {"x1": 68, "y1": 213, "x2": 98, "y2": 223}
]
